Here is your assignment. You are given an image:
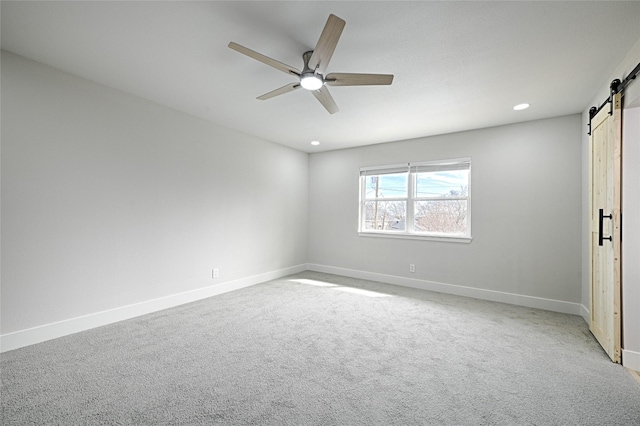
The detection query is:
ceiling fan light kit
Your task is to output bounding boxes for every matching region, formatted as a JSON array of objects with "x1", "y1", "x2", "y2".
[
  {"x1": 300, "y1": 76, "x2": 323, "y2": 90},
  {"x1": 229, "y1": 14, "x2": 393, "y2": 114}
]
